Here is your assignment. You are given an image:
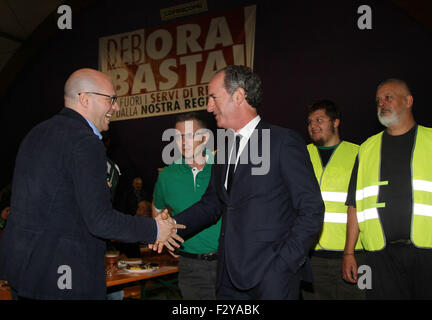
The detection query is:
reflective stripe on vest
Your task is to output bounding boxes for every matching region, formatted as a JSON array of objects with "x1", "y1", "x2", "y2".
[
  {"x1": 357, "y1": 125, "x2": 432, "y2": 250},
  {"x1": 307, "y1": 141, "x2": 361, "y2": 251}
]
